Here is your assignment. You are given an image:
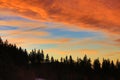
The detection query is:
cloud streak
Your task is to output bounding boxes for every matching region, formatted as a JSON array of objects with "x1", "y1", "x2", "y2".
[
  {"x1": 0, "y1": 0, "x2": 120, "y2": 34},
  {"x1": 115, "y1": 39, "x2": 120, "y2": 43}
]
